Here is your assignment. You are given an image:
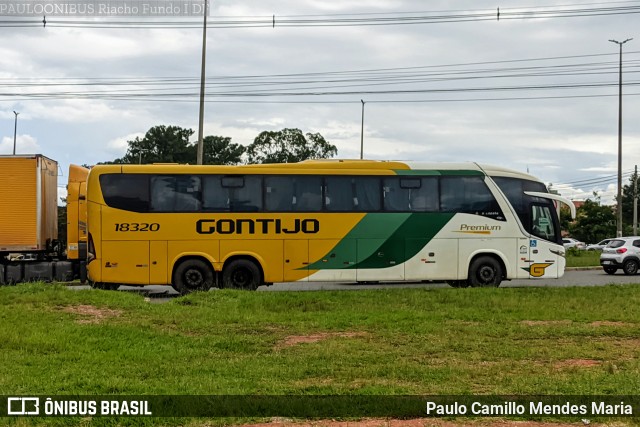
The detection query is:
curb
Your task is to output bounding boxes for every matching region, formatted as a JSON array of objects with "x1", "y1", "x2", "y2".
[{"x1": 566, "y1": 266, "x2": 601, "y2": 271}]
